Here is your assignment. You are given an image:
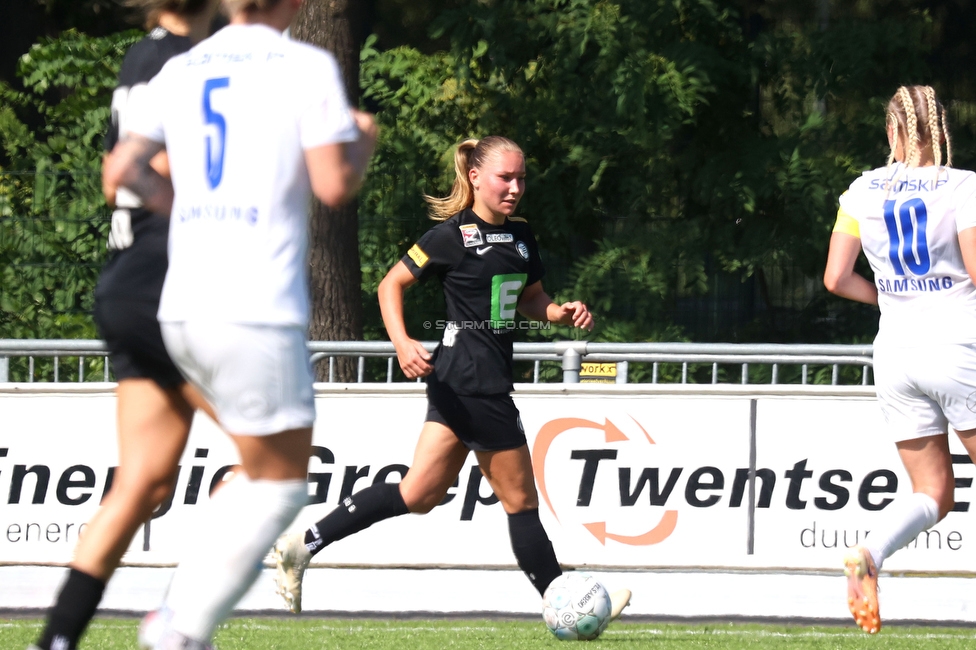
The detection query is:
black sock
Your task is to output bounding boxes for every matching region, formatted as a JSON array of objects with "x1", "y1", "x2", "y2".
[
  {"x1": 35, "y1": 568, "x2": 106, "y2": 650},
  {"x1": 508, "y1": 508, "x2": 562, "y2": 596},
  {"x1": 304, "y1": 482, "x2": 409, "y2": 555}
]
